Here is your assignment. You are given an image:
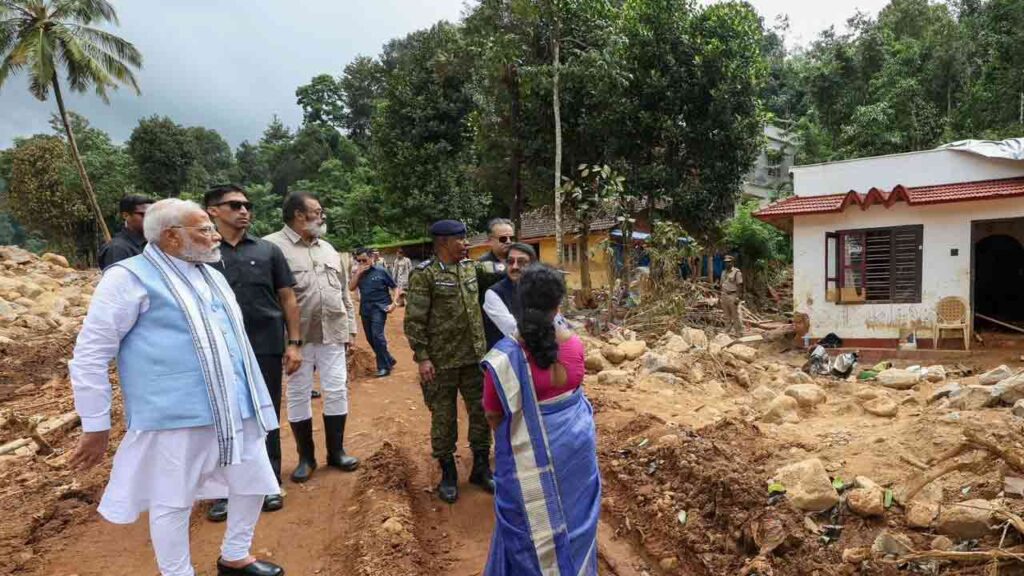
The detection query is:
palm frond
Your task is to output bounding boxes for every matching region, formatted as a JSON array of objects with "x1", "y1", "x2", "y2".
[
  {"x1": 0, "y1": 47, "x2": 28, "y2": 89},
  {"x1": 66, "y1": 23, "x2": 140, "y2": 67},
  {"x1": 28, "y1": 23, "x2": 55, "y2": 99},
  {"x1": 50, "y1": 0, "x2": 117, "y2": 25}
]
